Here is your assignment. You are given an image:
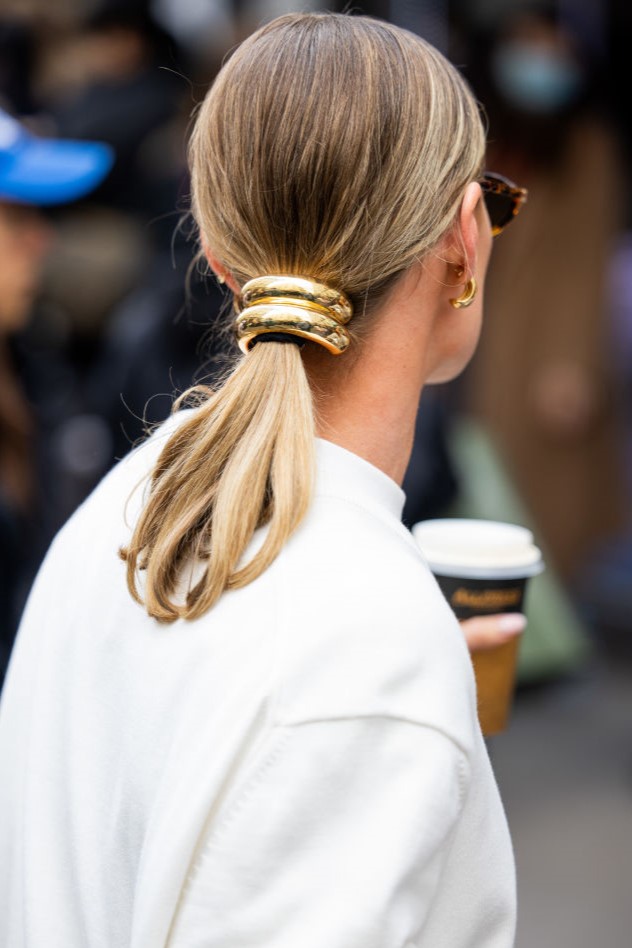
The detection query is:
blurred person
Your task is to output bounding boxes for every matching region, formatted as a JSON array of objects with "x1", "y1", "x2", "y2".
[
  {"x1": 0, "y1": 13, "x2": 528, "y2": 946},
  {"x1": 570, "y1": 230, "x2": 632, "y2": 656},
  {"x1": 87, "y1": 232, "x2": 228, "y2": 465},
  {"x1": 402, "y1": 387, "x2": 459, "y2": 528},
  {"x1": 0, "y1": 18, "x2": 37, "y2": 115},
  {"x1": 44, "y1": 0, "x2": 184, "y2": 223},
  {"x1": 0, "y1": 200, "x2": 49, "y2": 675},
  {"x1": 0, "y1": 108, "x2": 112, "y2": 685},
  {"x1": 31, "y1": 0, "x2": 192, "y2": 381},
  {"x1": 463, "y1": 5, "x2": 627, "y2": 581},
  {"x1": 151, "y1": 0, "x2": 236, "y2": 70}
]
